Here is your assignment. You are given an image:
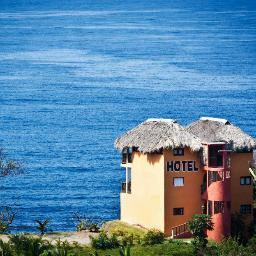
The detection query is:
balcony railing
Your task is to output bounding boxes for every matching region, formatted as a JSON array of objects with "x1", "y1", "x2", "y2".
[
  {"x1": 208, "y1": 170, "x2": 224, "y2": 186},
  {"x1": 121, "y1": 181, "x2": 131, "y2": 193}
]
